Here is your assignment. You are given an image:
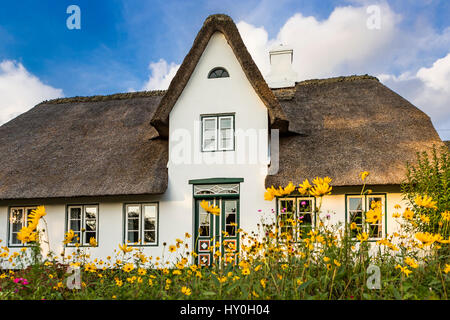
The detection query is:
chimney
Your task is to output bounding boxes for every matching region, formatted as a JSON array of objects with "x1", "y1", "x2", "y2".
[{"x1": 266, "y1": 44, "x2": 298, "y2": 88}]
